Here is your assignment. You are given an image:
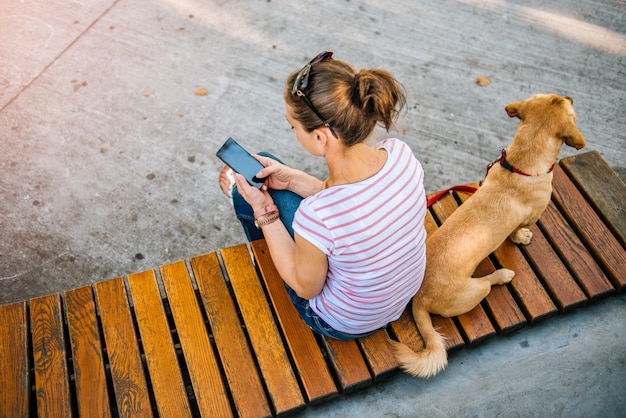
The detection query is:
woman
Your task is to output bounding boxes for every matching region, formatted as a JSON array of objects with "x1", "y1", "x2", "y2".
[{"x1": 220, "y1": 51, "x2": 427, "y2": 340}]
